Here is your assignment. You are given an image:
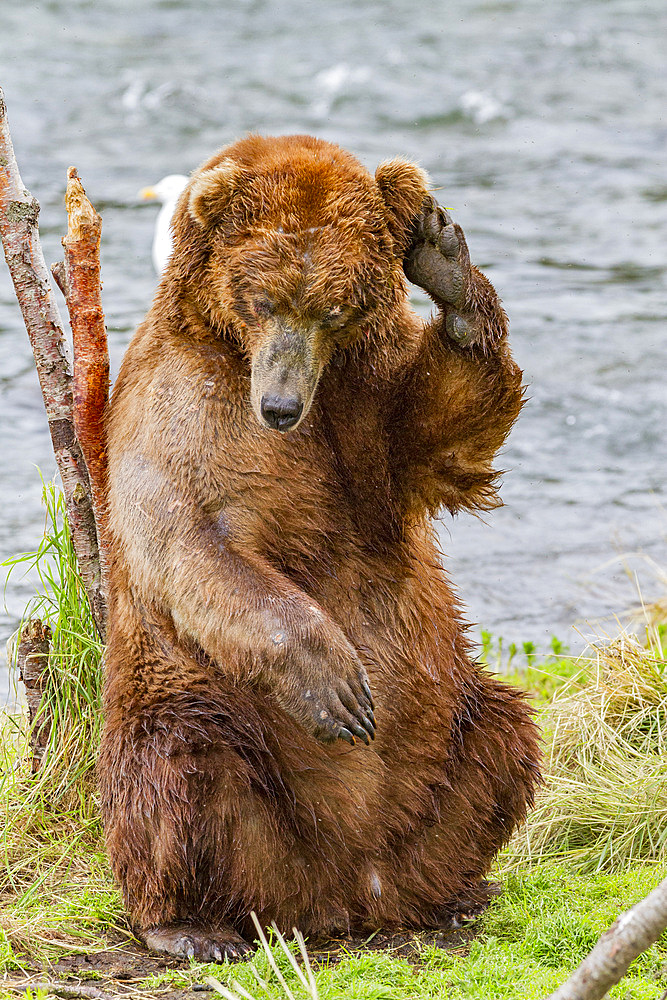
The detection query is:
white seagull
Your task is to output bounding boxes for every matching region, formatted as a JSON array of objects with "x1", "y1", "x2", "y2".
[{"x1": 139, "y1": 174, "x2": 188, "y2": 274}]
